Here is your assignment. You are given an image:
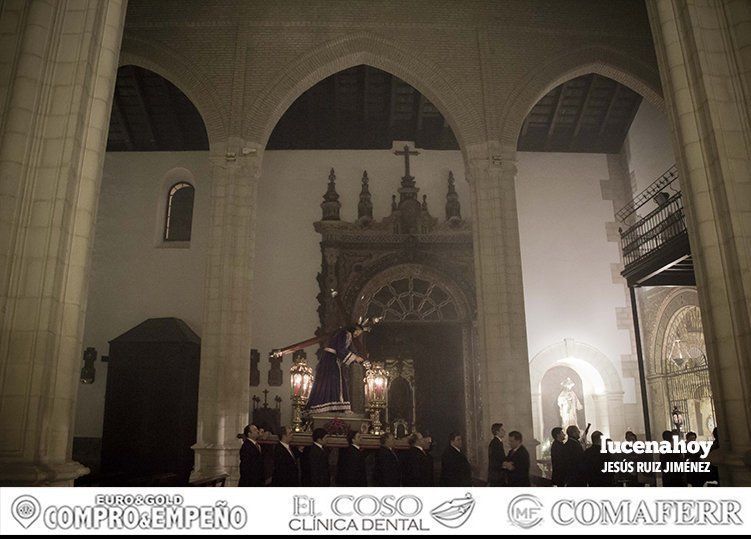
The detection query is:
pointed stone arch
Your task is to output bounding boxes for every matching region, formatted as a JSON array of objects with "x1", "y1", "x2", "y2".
[
  {"x1": 499, "y1": 45, "x2": 664, "y2": 150},
  {"x1": 244, "y1": 31, "x2": 486, "y2": 151},
  {"x1": 119, "y1": 36, "x2": 228, "y2": 146}
]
